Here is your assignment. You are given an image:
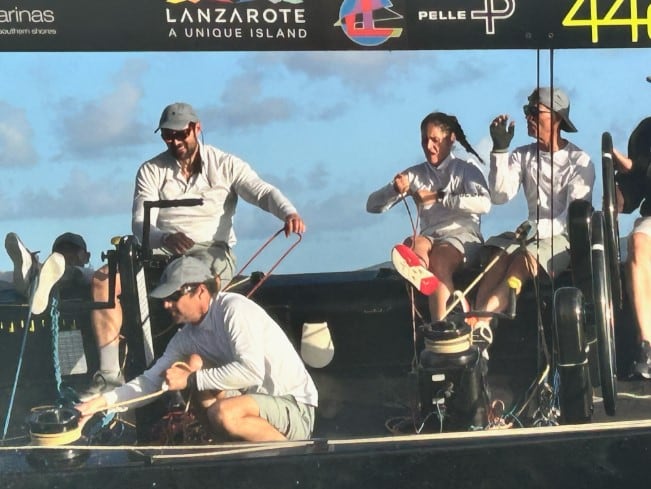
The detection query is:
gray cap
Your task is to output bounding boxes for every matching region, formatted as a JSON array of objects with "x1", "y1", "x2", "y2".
[
  {"x1": 155, "y1": 102, "x2": 199, "y2": 132},
  {"x1": 150, "y1": 256, "x2": 213, "y2": 299},
  {"x1": 527, "y1": 87, "x2": 577, "y2": 133},
  {"x1": 52, "y1": 232, "x2": 87, "y2": 252}
]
